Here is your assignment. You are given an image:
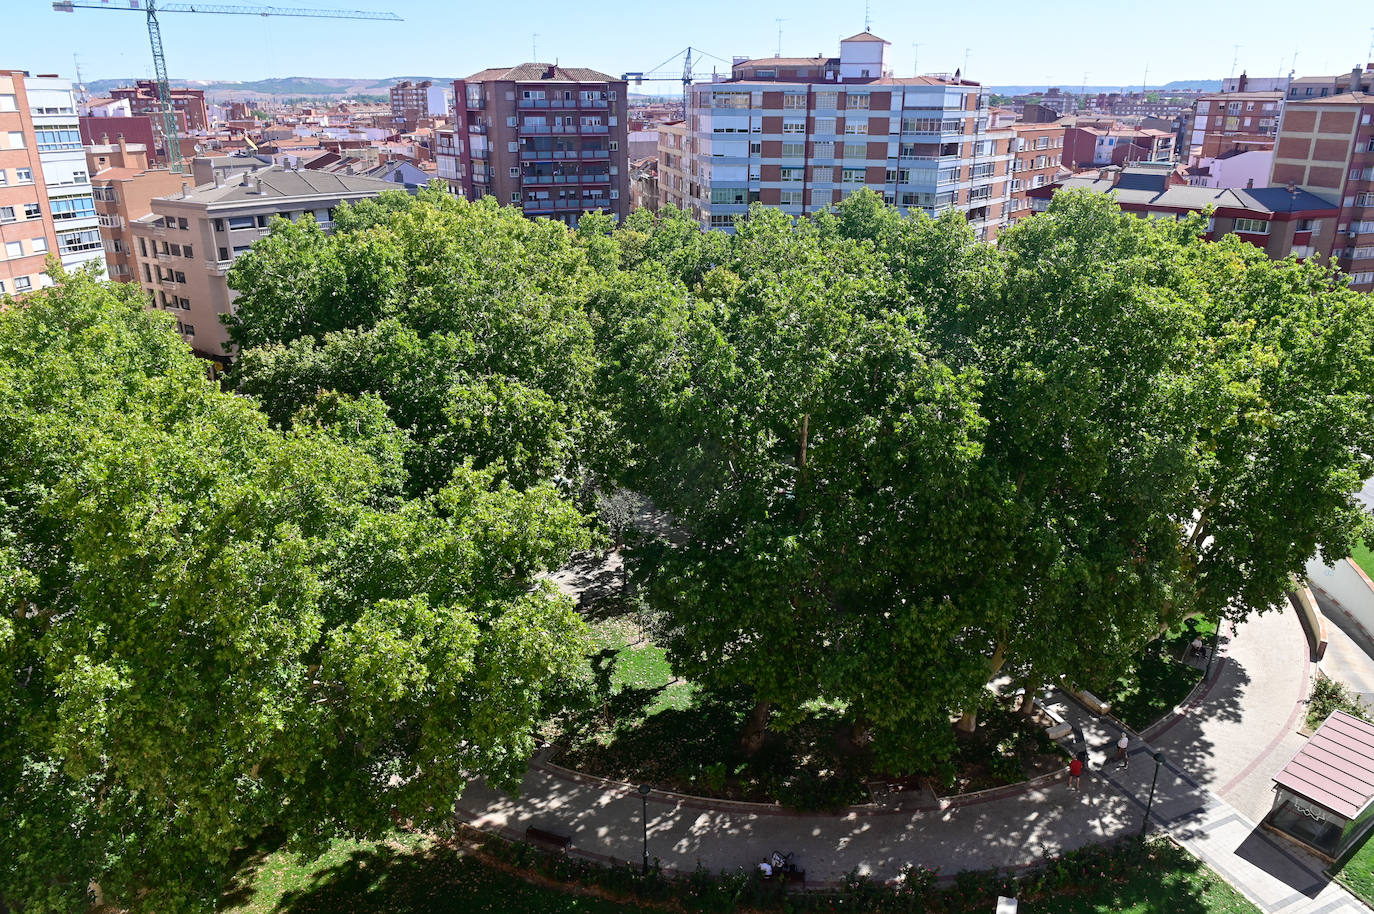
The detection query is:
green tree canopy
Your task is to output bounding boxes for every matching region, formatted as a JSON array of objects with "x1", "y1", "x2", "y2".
[{"x1": 0, "y1": 271, "x2": 590, "y2": 912}]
